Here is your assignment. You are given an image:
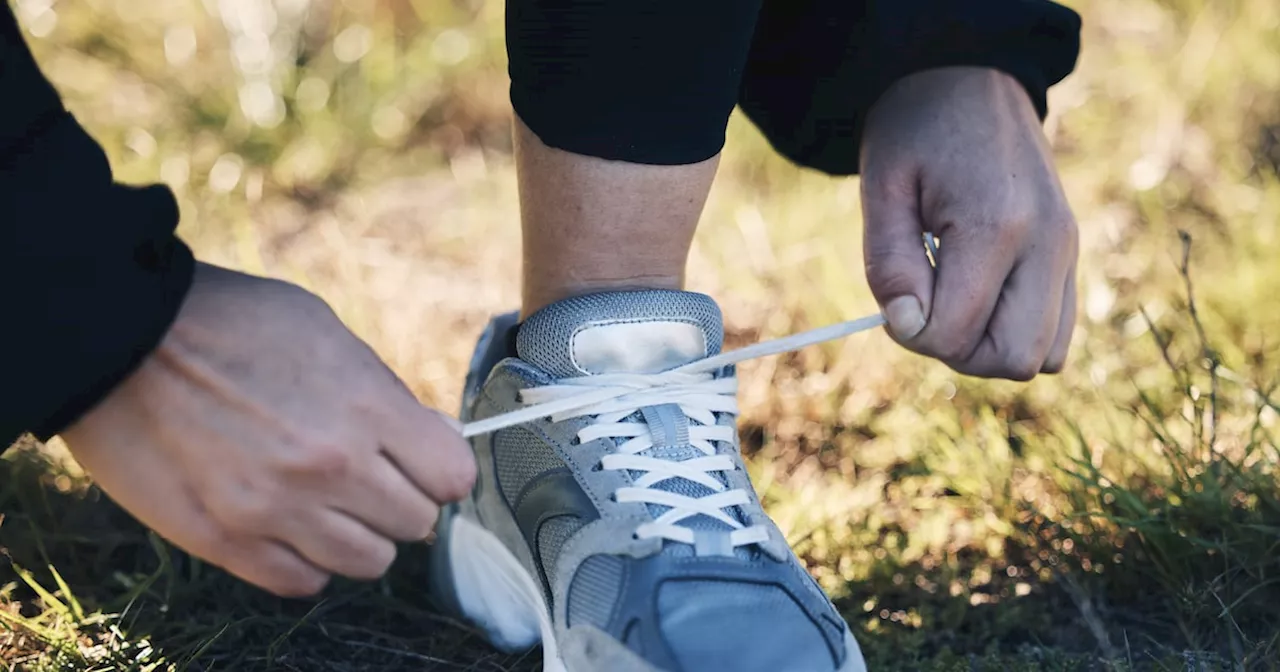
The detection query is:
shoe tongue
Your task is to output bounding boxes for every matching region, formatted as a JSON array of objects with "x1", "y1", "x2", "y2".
[
  {"x1": 519, "y1": 290, "x2": 753, "y2": 558},
  {"x1": 516, "y1": 290, "x2": 724, "y2": 378}
]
